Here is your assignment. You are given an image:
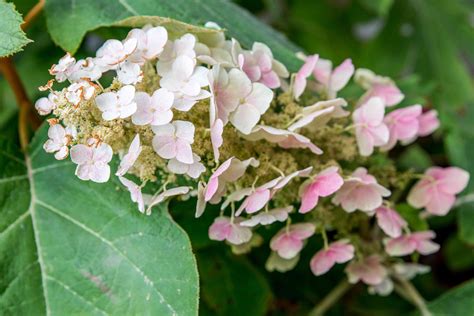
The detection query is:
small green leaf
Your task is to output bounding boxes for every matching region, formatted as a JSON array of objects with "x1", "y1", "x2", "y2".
[
  {"x1": 44, "y1": 0, "x2": 300, "y2": 70},
  {"x1": 0, "y1": 125, "x2": 199, "y2": 315},
  {"x1": 0, "y1": 0, "x2": 32, "y2": 57}
]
